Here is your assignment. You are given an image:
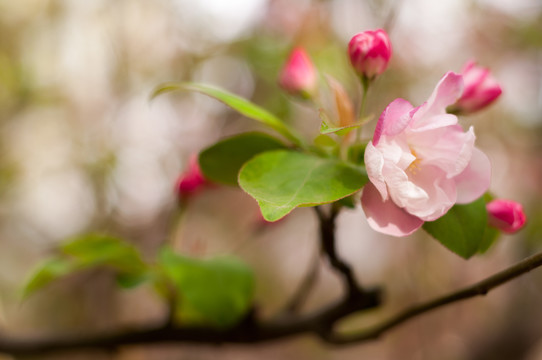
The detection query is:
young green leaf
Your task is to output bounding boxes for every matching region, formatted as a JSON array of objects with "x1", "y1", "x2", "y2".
[
  {"x1": 199, "y1": 132, "x2": 286, "y2": 186},
  {"x1": 60, "y1": 233, "x2": 146, "y2": 273},
  {"x1": 151, "y1": 82, "x2": 305, "y2": 147},
  {"x1": 22, "y1": 257, "x2": 77, "y2": 298},
  {"x1": 319, "y1": 109, "x2": 373, "y2": 136},
  {"x1": 423, "y1": 197, "x2": 488, "y2": 259},
  {"x1": 159, "y1": 249, "x2": 254, "y2": 328},
  {"x1": 23, "y1": 234, "x2": 150, "y2": 298},
  {"x1": 239, "y1": 150, "x2": 368, "y2": 221}
]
